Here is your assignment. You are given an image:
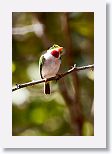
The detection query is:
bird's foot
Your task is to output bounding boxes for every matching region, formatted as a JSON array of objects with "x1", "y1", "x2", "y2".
[
  {"x1": 55, "y1": 73, "x2": 62, "y2": 82},
  {"x1": 44, "y1": 78, "x2": 48, "y2": 82}
]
